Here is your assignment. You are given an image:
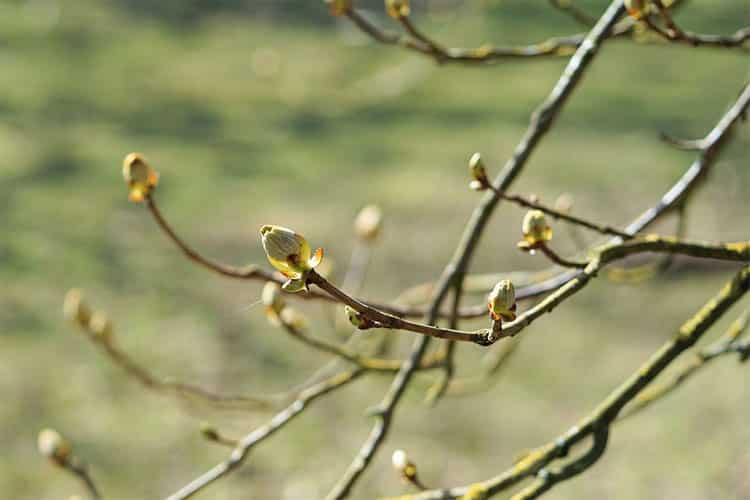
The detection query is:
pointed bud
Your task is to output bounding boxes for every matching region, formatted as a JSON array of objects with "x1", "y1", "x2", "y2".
[
  {"x1": 259, "y1": 225, "x2": 323, "y2": 281},
  {"x1": 488, "y1": 280, "x2": 516, "y2": 322},
  {"x1": 37, "y1": 429, "x2": 71, "y2": 466},
  {"x1": 354, "y1": 205, "x2": 384, "y2": 242},
  {"x1": 63, "y1": 289, "x2": 91, "y2": 327},
  {"x1": 122, "y1": 153, "x2": 159, "y2": 202},
  {"x1": 521, "y1": 210, "x2": 552, "y2": 247},
  {"x1": 468, "y1": 153, "x2": 489, "y2": 188},
  {"x1": 385, "y1": 0, "x2": 410, "y2": 18}
]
